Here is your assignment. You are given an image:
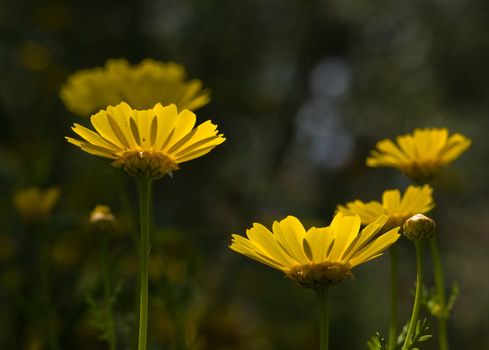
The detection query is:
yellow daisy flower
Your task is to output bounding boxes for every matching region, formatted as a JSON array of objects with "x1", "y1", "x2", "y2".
[
  {"x1": 337, "y1": 185, "x2": 434, "y2": 229},
  {"x1": 13, "y1": 187, "x2": 60, "y2": 223},
  {"x1": 366, "y1": 128, "x2": 471, "y2": 183},
  {"x1": 230, "y1": 213, "x2": 400, "y2": 288},
  {"x1": 66, "y1": 102, "x2": 225, "y2": 179},
  {"x1": 60, "y1": 59, "x2": 211, "y2": 117}
]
